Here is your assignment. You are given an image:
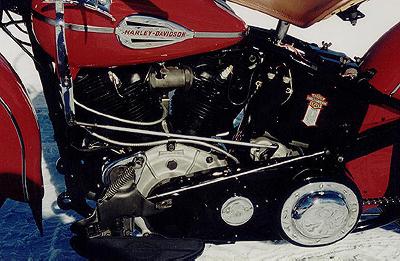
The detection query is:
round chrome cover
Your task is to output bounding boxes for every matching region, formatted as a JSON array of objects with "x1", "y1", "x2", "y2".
[
  {"x1": 280, "y1": 182, "x2": 359, "y2": 246},
  {"x1": 221, "y1": 196, "x2": 254, "y2": 226}
]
